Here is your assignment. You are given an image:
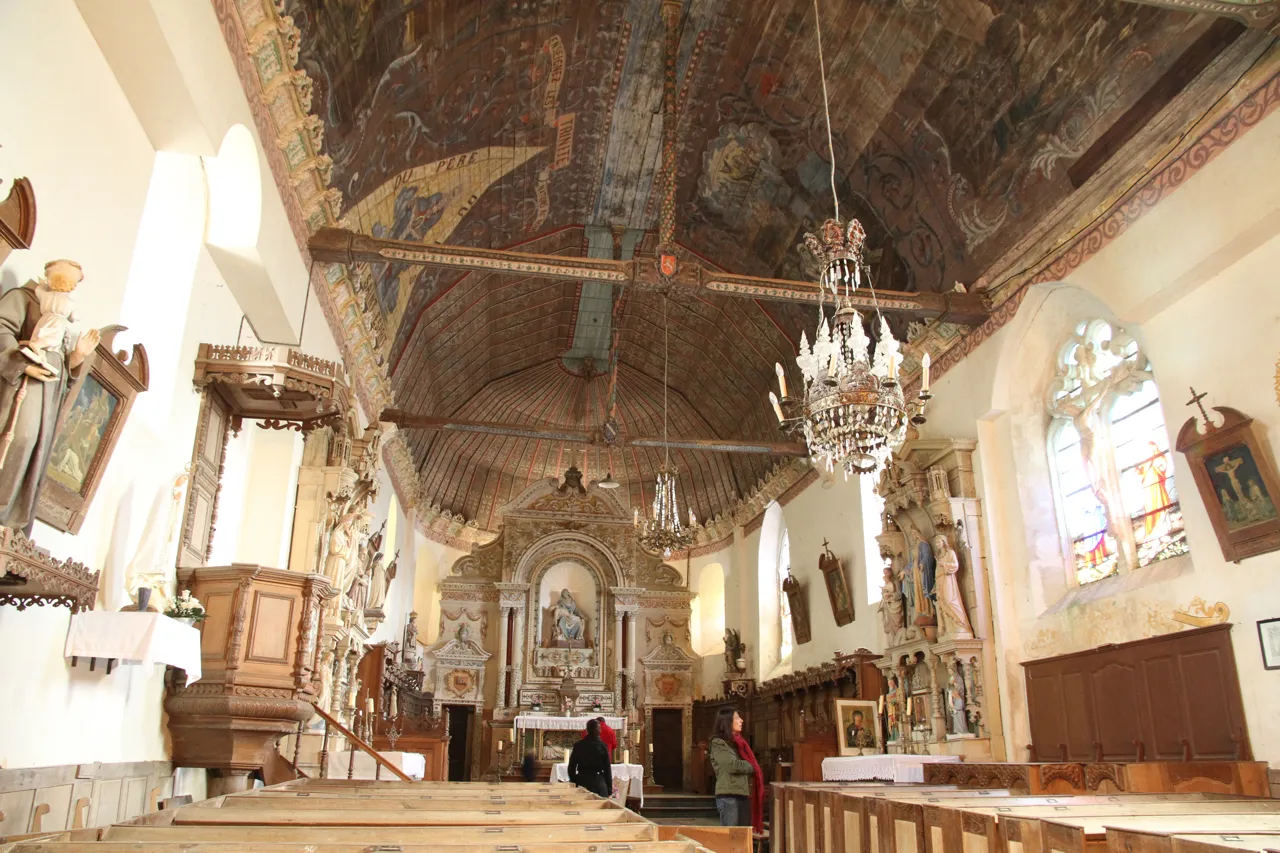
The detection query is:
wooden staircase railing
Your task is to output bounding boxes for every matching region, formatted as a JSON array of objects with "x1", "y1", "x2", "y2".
[{"x1": 311, "y1": 703, "x2": 414, "y2": 782}]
